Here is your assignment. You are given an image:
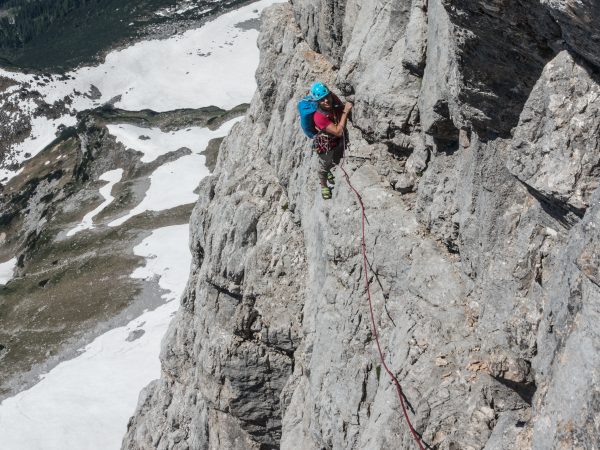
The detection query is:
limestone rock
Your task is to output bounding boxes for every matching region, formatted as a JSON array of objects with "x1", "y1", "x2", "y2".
[
  {"x1": 508, "y1": 50, "x2": 600, "y2": 215},
  {"x1": 531, "y1": 187, "x2": 600, "y2": 450},
  {"x1": 123, "y1": 1, "x2": 600, "y2": 449}
]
